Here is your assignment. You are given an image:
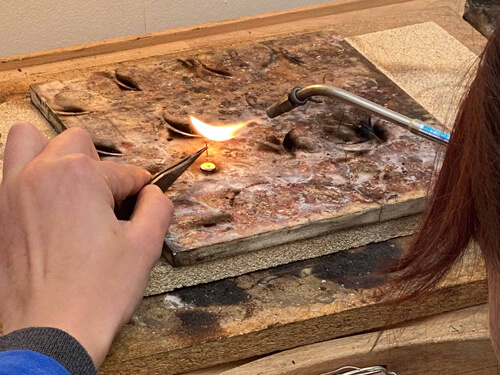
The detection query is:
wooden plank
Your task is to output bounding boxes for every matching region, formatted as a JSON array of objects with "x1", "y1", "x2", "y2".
[
  {"x1": 0, "y1": 0, "x2": 412, "y2": 72},
  {"x1": 216, "y1": 304, "x2": 496, "y2": 375},
  {"x1": 30, "y1": 31, "x2": 438, "y2": 267},
  {"x1": 184, "y1": 359, "x2": 260, "y2": 375},
  {"x1": 99, "y1": 237, "x2": 487, "y2": 375}
]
